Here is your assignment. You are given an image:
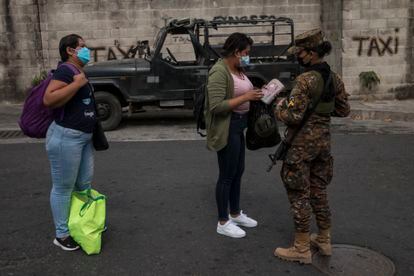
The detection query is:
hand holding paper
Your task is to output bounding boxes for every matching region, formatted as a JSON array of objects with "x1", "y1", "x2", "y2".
[{"x1": 261, "y1": 78, "x2": 285, "y2": 105}]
